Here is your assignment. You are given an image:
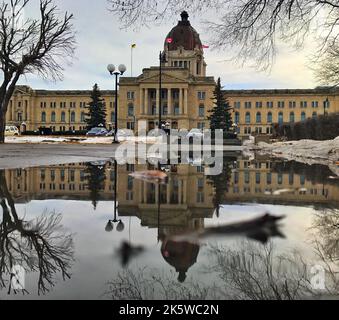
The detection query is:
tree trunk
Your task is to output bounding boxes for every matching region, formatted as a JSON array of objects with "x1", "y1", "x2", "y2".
[
  {"x1": 0, "y1": 73, "x2": 21, "y2": 143},
  {"x1": 0, "y1": 111, "x2": 6, "y2": 144}
]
